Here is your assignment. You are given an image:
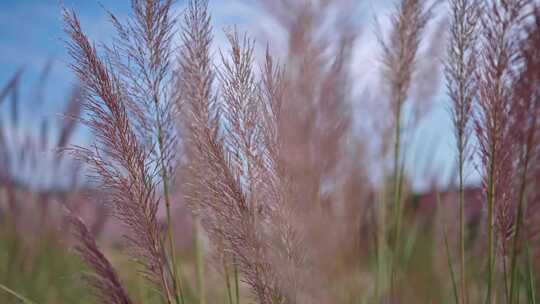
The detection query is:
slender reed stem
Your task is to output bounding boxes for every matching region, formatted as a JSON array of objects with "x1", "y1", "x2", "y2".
[
  {"x1": 0, "y1": 284, "x2": 37, "y2": 304},
  {"x1": 445, "y1": 0, "x2": 479, "y2": 299},
  {"x1": 194, "y1": 216, "x2": 206, "y2": 304},
  {"x1": 393, "y1": 102, "x2": 403, "y2": 240},
  {"x1": 486, "y1": 144, "x2": 496, "y2": 304},
  {"x1": 509, "y1": 149, "x2": 531, "y2": 304},
  {"x1": 224, "y1": 258, "x2": 234, "y2": 304},
  {"x1": 234, "y1": 255, "x2": 240, "y2": 304},
  {"x1": 376, "y1": 189, "x2": 388, "y2": 303},
  {"x1": 503, "y1": 249, "x2": 510, "y2": 303},
  {"x1": 154, "y1": 99, "x2": 184, "y2": 304},
  {"x1": 391, "y1": 99, "x2": 403, "y2": 299},
  {"x1": 445, "y1": 233, "x2": 460, "y2": 304},
  {"x1": 443, "y1": 213, "x2": 459, "y2": 304},
  {"x1": 458, "y1": 147, "x2": 467, "y2": 304},
  {"x1": 525, "y1": 238, "x2": 536, "y2": 304},
  {"x1": 438, "y1": 190, "x2": 460, "y2": 304}
]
